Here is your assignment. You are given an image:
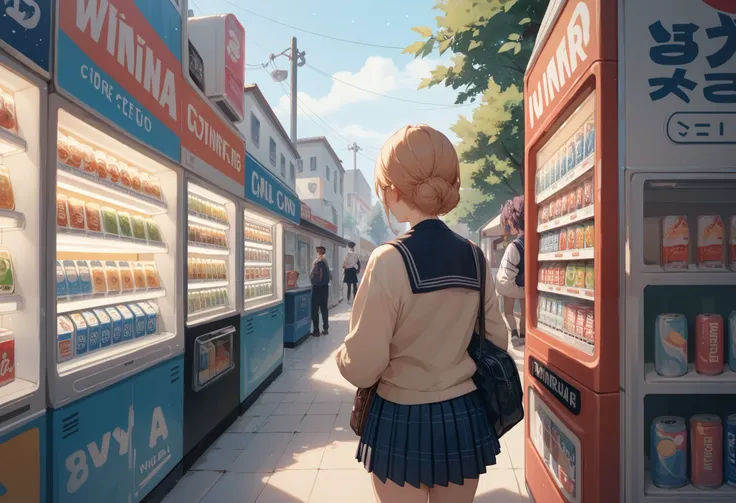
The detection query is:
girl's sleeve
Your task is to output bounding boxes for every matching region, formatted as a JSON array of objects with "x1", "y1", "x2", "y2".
[
  {"x1": 336, "y1": 246, "x2": 397, "y2": 388},
  {"x1": 495, "y1": 244, "x2": 525, "y2": 298},
  {"x1": 484, "y1": 261, "x2": 510, "y2": 350}
]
